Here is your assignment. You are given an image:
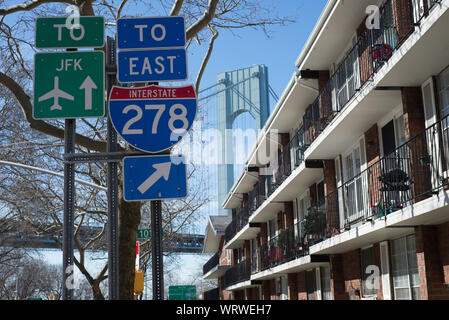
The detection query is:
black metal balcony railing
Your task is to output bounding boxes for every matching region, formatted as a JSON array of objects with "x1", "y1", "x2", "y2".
[
  {"x1": 327, "y1": 113, "x2": 449, "y2": 230},
  {"x1": 258, "y1": 211, "x2": 328, "y2": 272},
  {"x1": 259, "y1": 222, "x2": 307, "y2": 271},
  {"x1": 225, "y1": 259, "x2": 251, "y2": 288},
  {"x1": 203, "y1": 288, "x2": 220, "y2": 300},
  {"x1": 304, "y1": 0, "x2": 416, "y2": 146},
  {"x1": 248, "y1": 179, "x2": 266, "y2": 215},
  {"x1": 203, "y1": 252, "x2": 220, "y2": 275},
  {"x1": 224, "y1": 202, "x2": 250, "y2": 243},
  {"x1": 224, "y1": 0, "x2": 439, "y2": 245},
  {"x1": 414, "y1": 0, "x2": 441, "y2": 25}
]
